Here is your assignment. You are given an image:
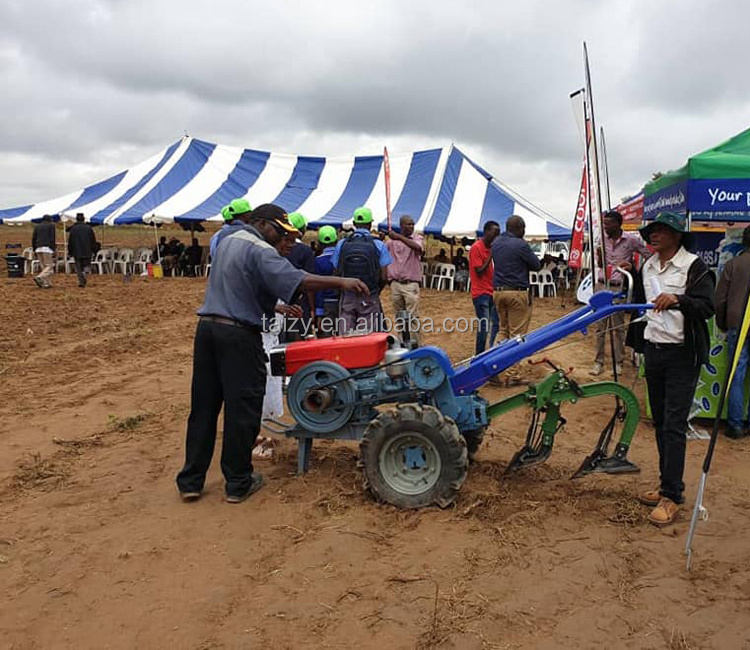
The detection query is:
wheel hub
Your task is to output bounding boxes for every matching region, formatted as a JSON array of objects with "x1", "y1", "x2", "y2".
[{"x1": 378, "y1": 431, "x2": 442, "y2": 495}]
